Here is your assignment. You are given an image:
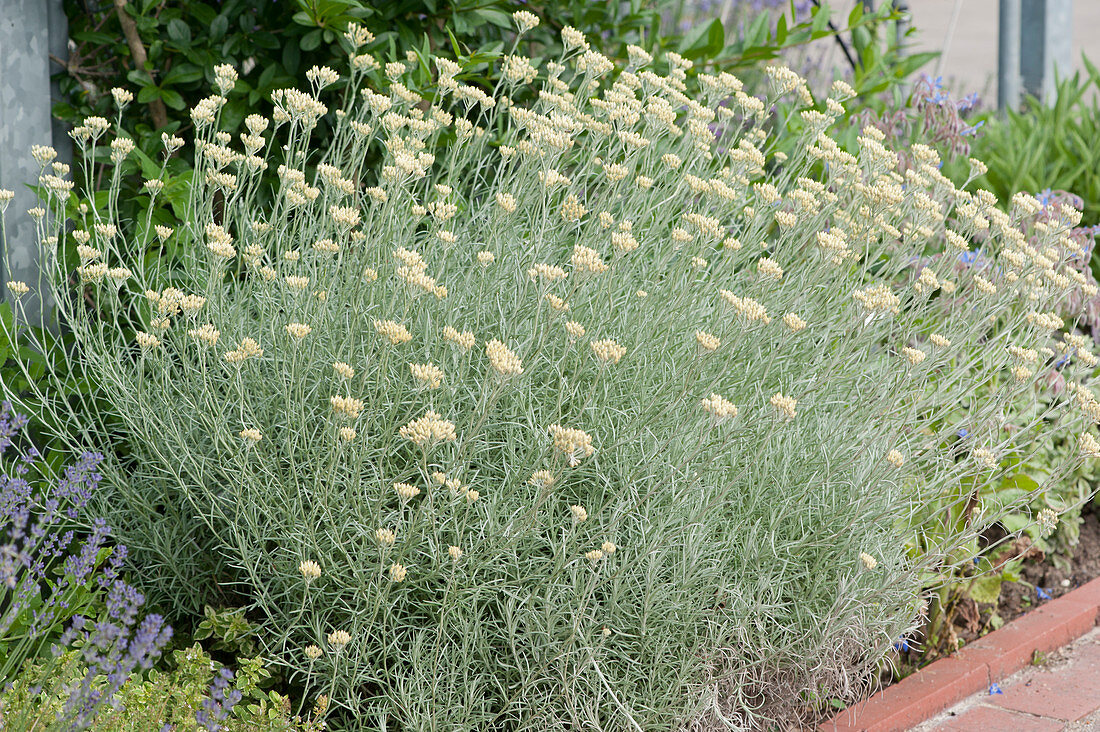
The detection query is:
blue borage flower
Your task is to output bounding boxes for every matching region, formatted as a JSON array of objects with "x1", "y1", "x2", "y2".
[
  {"x1": 919, "y1": 75, "x2": 949, "y2": 105},
  {"x1": 957, "y1": 249, "x2": 991, "y2": 269},
  {"x1": 957, "y1": 92, "x2": 981, "y2": 113},
  {"x1": 960, "y1": 120, "x2": 984, "y2": 137}
]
